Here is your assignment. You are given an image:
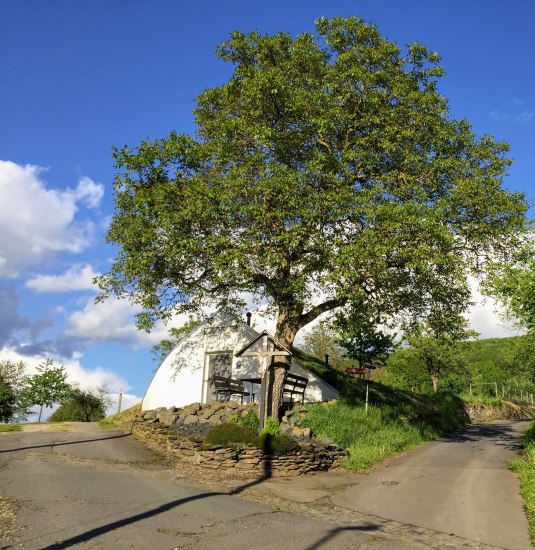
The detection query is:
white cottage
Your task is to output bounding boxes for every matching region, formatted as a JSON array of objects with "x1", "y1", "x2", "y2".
[{"x1": 142, "y1": 311, "x2": 339, "y2": 410}]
